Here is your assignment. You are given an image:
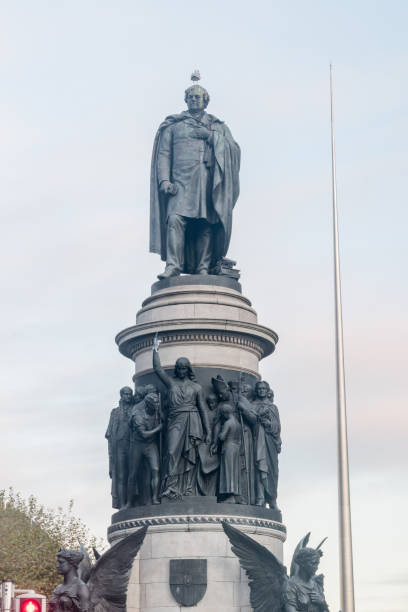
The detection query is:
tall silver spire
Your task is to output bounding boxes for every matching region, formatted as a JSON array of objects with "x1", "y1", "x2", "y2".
[{"x1": 330, "y1": 64, "x2": 356, "y2": 612}]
